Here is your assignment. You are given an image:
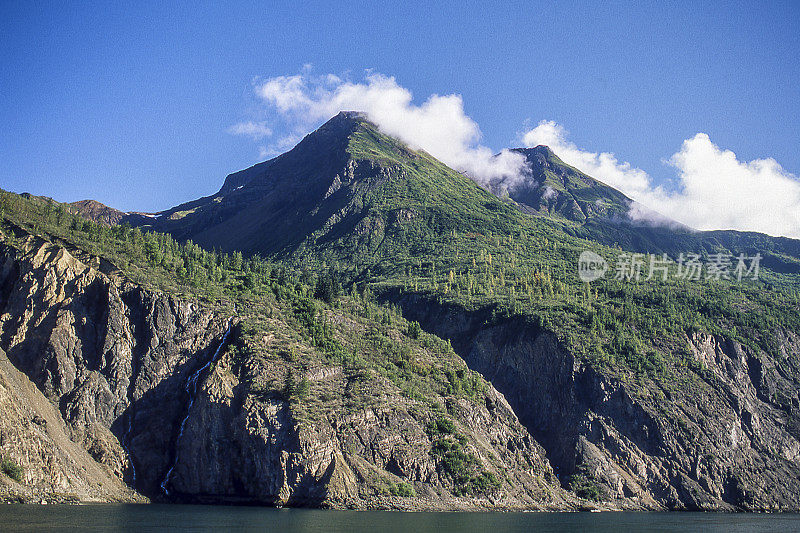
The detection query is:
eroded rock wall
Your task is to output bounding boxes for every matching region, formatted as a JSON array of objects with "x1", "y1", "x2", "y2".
[
  {"x1": 0, "y1": 233, "x2": 228, "y2": 497},
  {"x1": 394, "y1": 294, "x2": 800, "y2": 511}
]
